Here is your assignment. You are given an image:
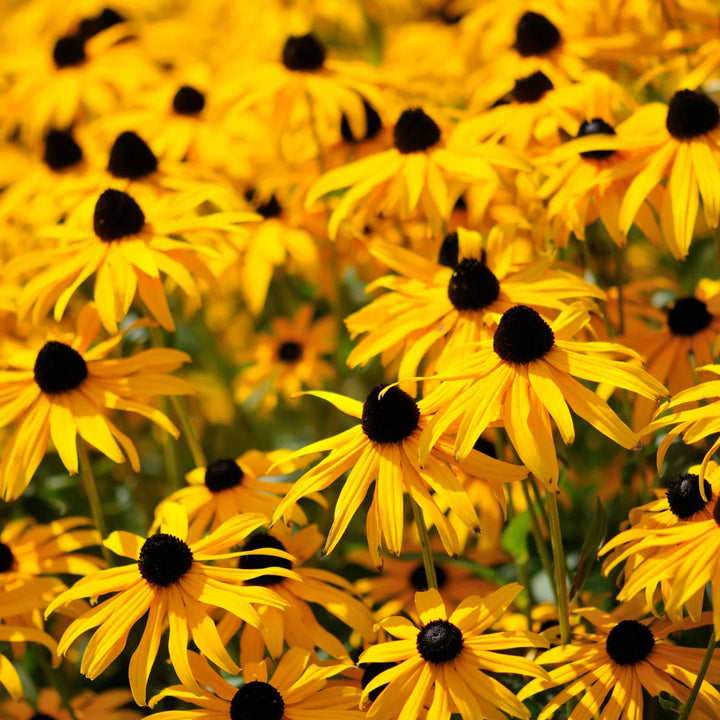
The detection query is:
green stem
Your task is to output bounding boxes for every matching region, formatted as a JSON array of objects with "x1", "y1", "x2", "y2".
[
  {"x1": 678, "y1": 632, "x2": 717, "y2": 720},
  {"x1": 520, "y1": 482, "x2": 555, "y2": 592},
  {"x1": 161, "y1": 396, "x2": 181, "y2": 491},
  {"x1": 77, "y1": 441, "x2": 112, "y2": 567},
  {"x1": 410, "y1": 498, "x2": 438, "y2": 590},
  {"x1": 528, "y1": 475, "x2": 551, "y2": 535},
  {"x1": 170, "y1": 395, "x2": 206, "y2": 470},
  {"x1": 546, "y1": 491, "x2": 570, "y2": 644},
  {"x1": 507, "y1": 490, "x2": 533, "y2": 630}
]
